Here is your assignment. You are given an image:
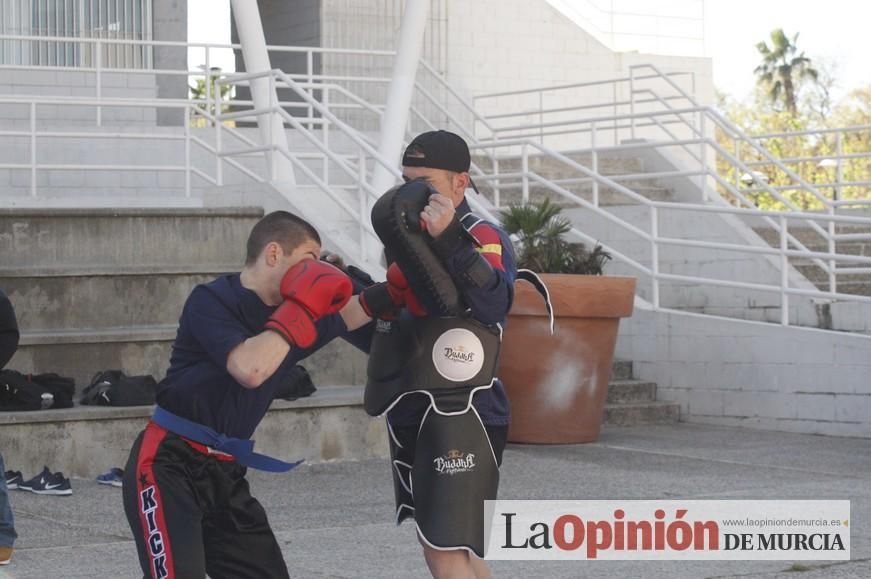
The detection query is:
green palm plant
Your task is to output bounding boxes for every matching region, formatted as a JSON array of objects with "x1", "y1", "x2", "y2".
[
  {"x1": 754, "y1": 29, "x2": 818, "y2": 116},
  {"x1": 500, "y1": 199, "x2": 611, "y2": 275}
]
